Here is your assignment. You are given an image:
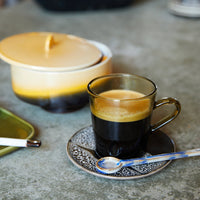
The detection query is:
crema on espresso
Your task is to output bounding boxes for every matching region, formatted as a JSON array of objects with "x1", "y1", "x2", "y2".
[{"x1": 91, "y1": 89, "x2": 151, "y2": 122}]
